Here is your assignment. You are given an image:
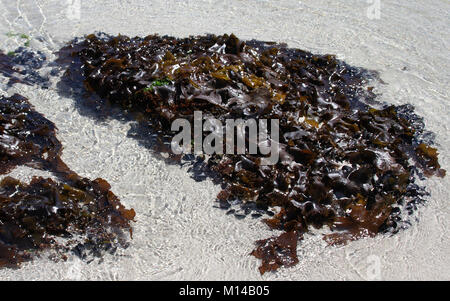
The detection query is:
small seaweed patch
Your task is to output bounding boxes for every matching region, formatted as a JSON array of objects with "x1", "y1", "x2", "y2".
[
  {"x1": 0, "y1": 48, "x2": 48, "y2": 87},
  {"x1": 0, "y1": 93, "x2": 62, "y2": 175},
  {"x1": 56, "y1": 33, "x2": 444, "y2": 274},
  {"x1": 0, "y1": 94, "x2": 135, "y2": 268},
  {"x1": 0, "y1": 176, "x2": 135, "y2": 268}
]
